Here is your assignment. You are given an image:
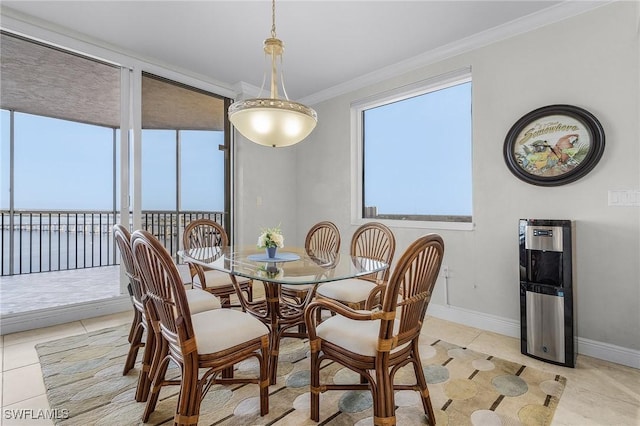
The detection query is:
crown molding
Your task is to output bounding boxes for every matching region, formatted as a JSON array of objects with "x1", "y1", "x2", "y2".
[
  {"x1": 299, "y1": 1, "x2": 612, "y2": 106},
  {"x1": 0, "y1": 7, "x2": 237, "y2": 99},
  {"x1": 3, "y1": 1, "x2": 614, "y2": 108}
]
